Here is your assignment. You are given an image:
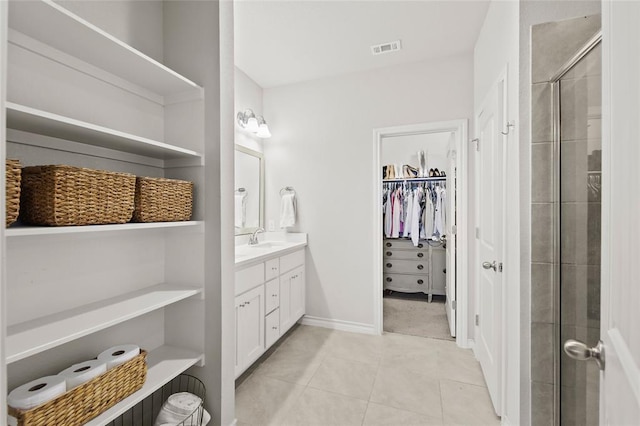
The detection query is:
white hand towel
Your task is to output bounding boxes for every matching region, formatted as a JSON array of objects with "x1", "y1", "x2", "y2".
[
  {"x1": 235, "y1": 193, "x2": 247, "y2": 228},
  {"x1": 280, "y1": 193, "x2": 296, "y2": 228}
]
